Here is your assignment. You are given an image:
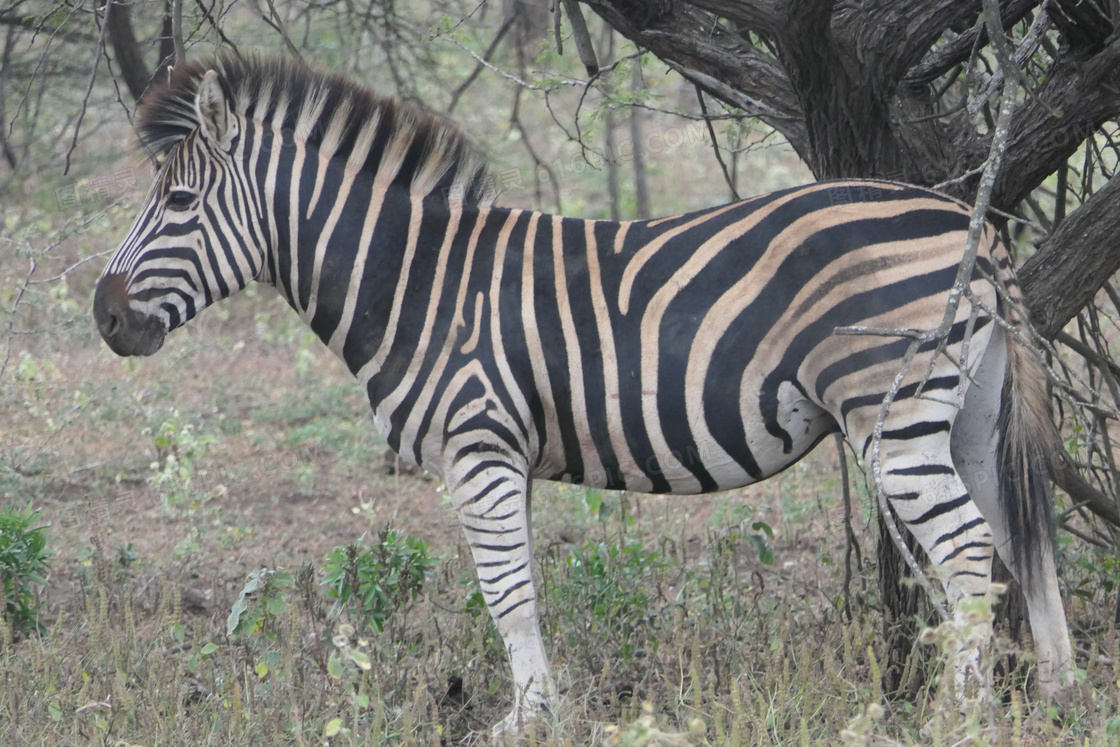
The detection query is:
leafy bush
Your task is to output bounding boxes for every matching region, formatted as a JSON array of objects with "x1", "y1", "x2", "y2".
[
  {"x1": 0, "y1": 503, "x2": 53, "y2": 636},
  {"x1": 550, "y1": 535, "x2": 664, "y2": 661},
  {"x1": 321, "y1": 527, "x2": 436, "y2": 634}
]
